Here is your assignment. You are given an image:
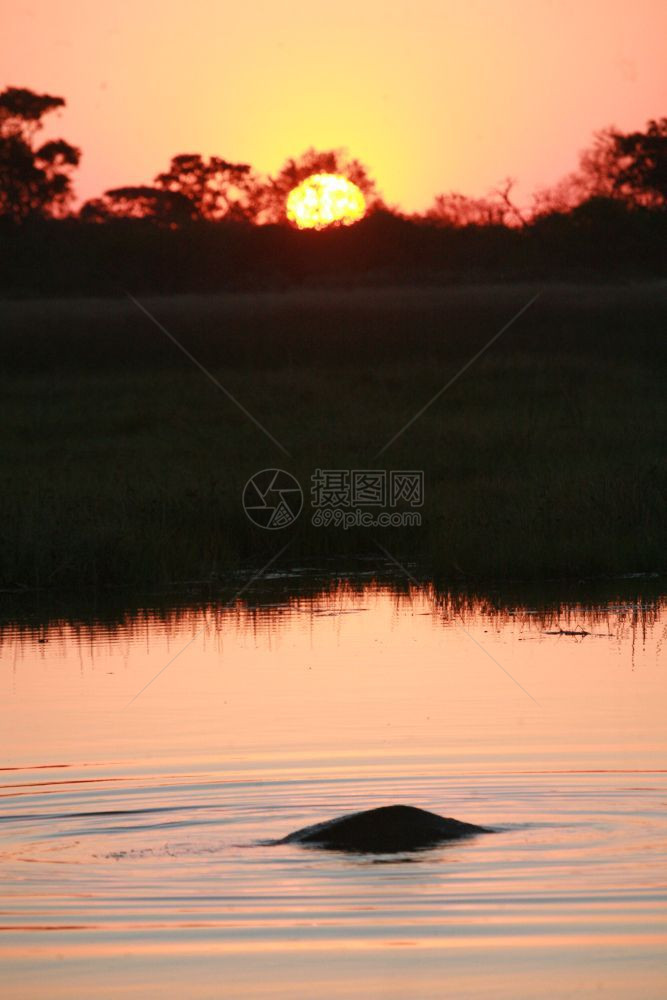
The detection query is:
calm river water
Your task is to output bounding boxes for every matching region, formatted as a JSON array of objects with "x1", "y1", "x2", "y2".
[{"x1": 1, "y1": 575, "x2": 665, "y2": 998}]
